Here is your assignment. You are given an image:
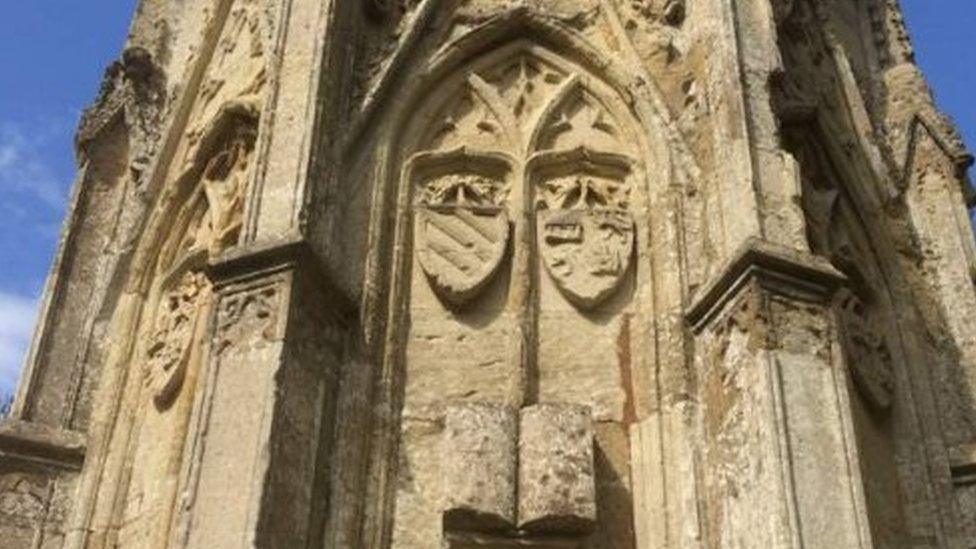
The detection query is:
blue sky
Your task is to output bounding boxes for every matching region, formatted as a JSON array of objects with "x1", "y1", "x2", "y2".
[{"x1": 0, "y1": 2, "x2": 973, "y2": 396}]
